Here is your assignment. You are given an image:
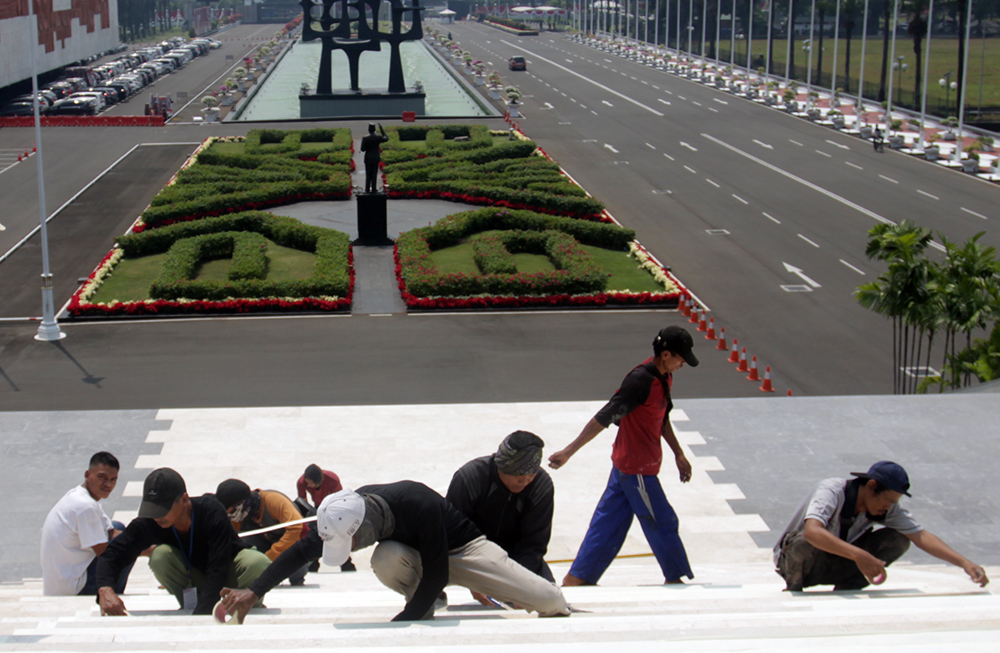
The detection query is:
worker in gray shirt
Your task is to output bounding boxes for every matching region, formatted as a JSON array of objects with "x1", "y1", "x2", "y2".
[{"x1": 774, "y1": 461, "x2": 989, "y2": 591}]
